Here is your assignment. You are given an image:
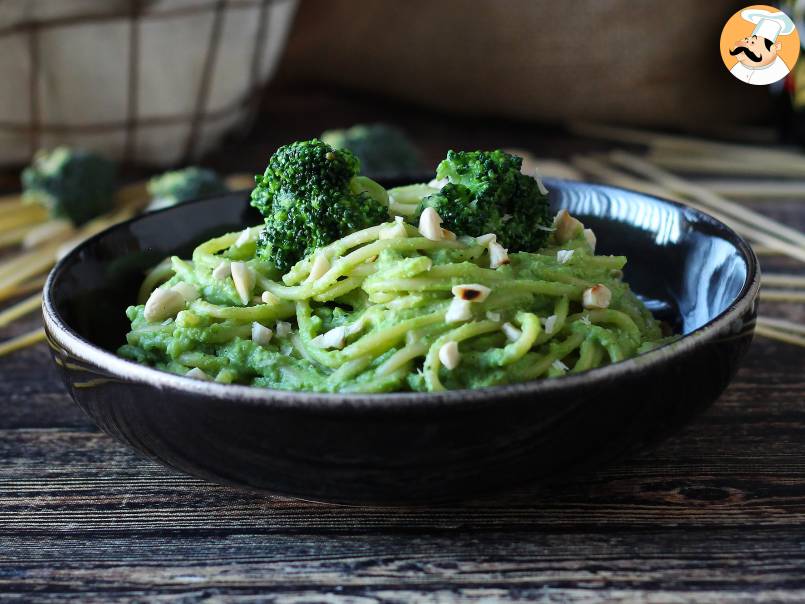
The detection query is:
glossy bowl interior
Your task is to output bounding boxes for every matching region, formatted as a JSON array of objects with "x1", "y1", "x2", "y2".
[{"x1": 43, "y1": 180, "x2": 759, "y2": 504}]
